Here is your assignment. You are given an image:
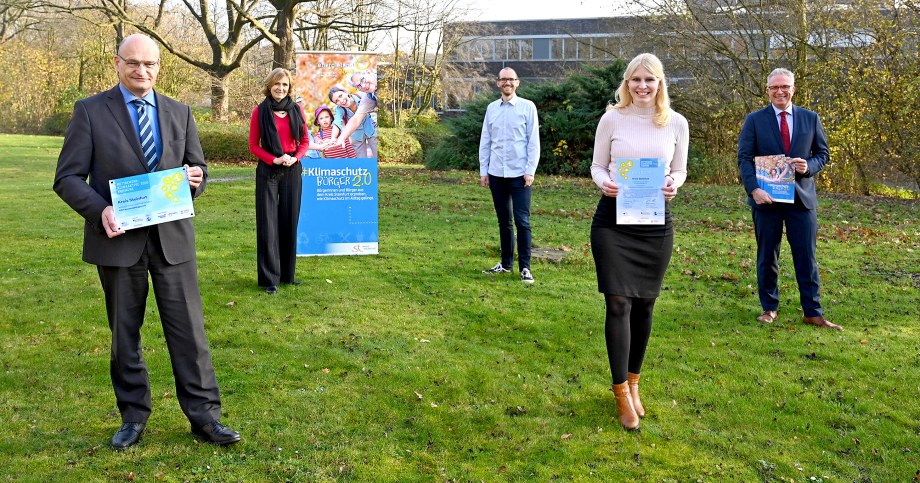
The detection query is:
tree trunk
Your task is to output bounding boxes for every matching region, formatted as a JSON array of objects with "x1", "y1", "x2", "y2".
[
  {"x1": 210, "y1": 75, "x2": 230, "y2": 122},
  {"x1": 272, "y1": 0, "x2": 295, "y2": 69}
]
